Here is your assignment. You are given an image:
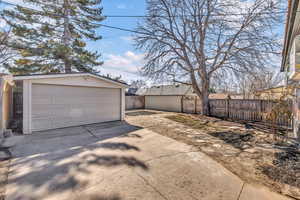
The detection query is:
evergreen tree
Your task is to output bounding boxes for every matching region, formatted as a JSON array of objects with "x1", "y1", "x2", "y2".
[{"x1": 2, "y1": 0, "x2": 104, "y2": 74}]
